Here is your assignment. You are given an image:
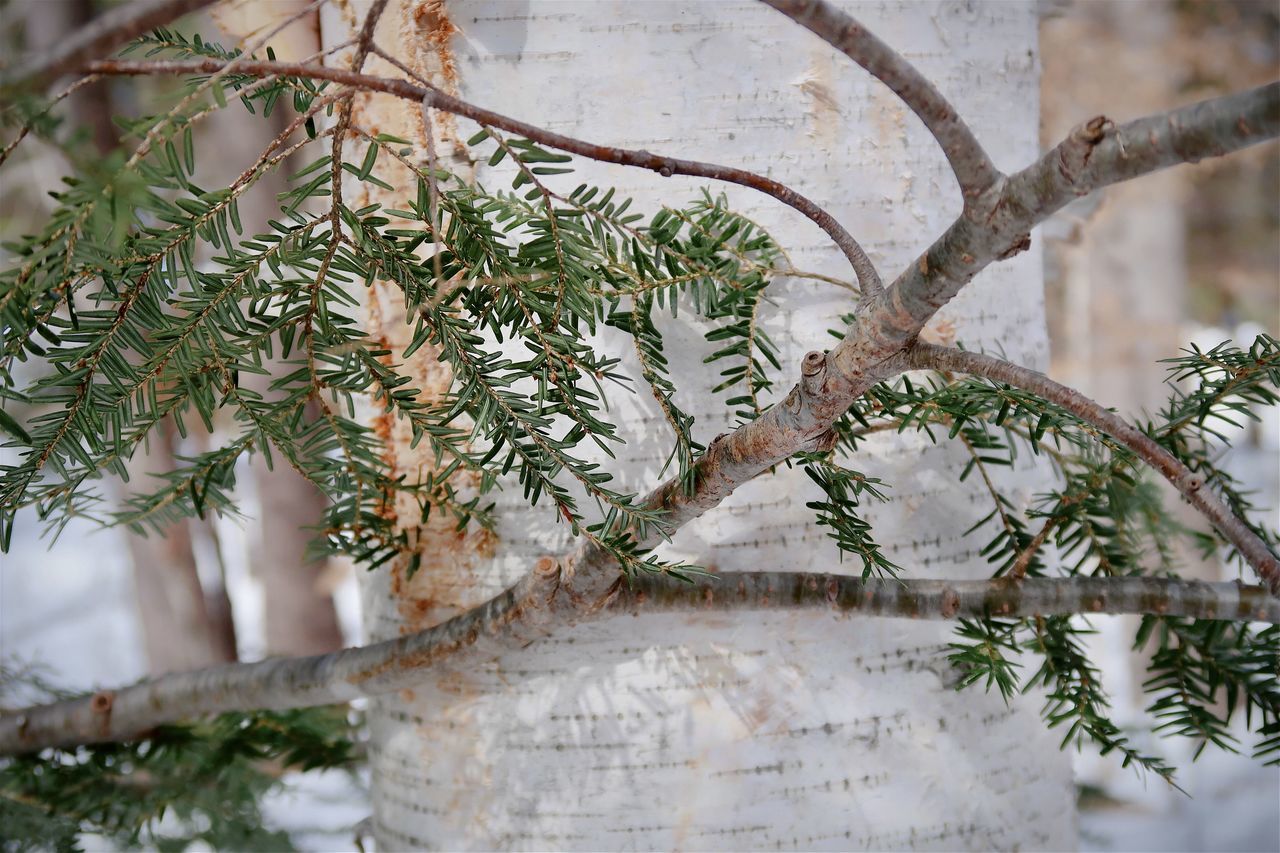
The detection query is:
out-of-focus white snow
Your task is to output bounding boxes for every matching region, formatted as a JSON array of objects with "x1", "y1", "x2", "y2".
[{"x1": 258, "y1": 768, "x2": 373, "y2": 852}]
